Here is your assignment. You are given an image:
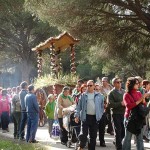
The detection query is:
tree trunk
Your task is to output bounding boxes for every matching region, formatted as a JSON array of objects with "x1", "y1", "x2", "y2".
[{"x1": 19, "y1": 60, "x2": 33, "y2": 83}]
